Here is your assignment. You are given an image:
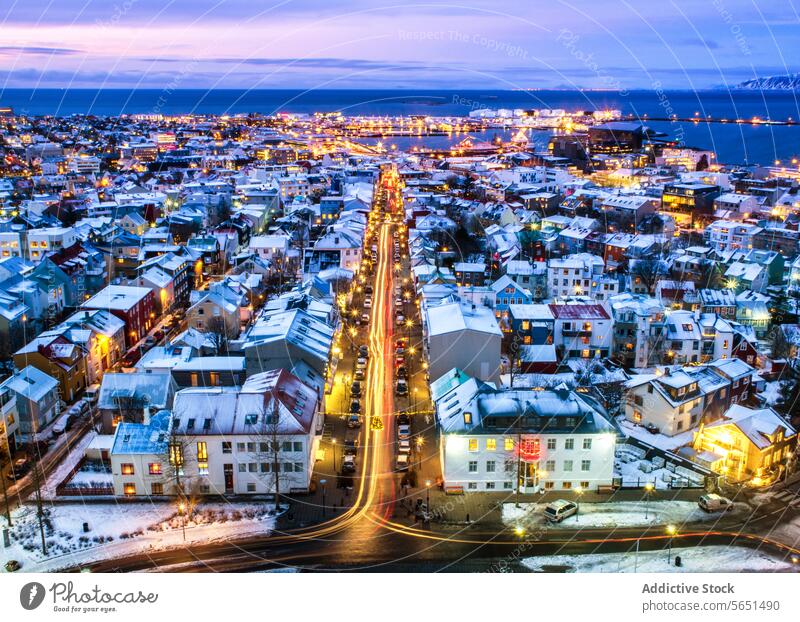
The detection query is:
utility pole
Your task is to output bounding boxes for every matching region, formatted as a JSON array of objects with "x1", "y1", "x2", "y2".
[
  {"x1": 30, "y1": 444, "x2": 47, "y2": 555},
  {"x1": 1, "y1": 461, "x2": 11, "y2": 527},
  {"x1": 515, "y1": 406, "x2": 523, "y2": 509}
]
